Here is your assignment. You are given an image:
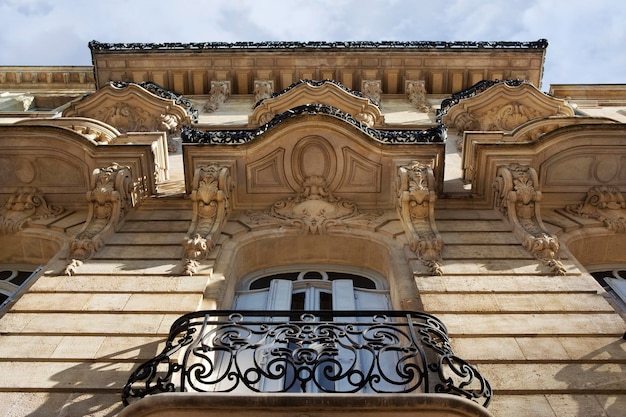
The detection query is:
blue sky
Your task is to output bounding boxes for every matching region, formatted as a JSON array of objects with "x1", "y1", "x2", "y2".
[{"x1": 0, "y1": 0, "x2": 624, "y2": 91}]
